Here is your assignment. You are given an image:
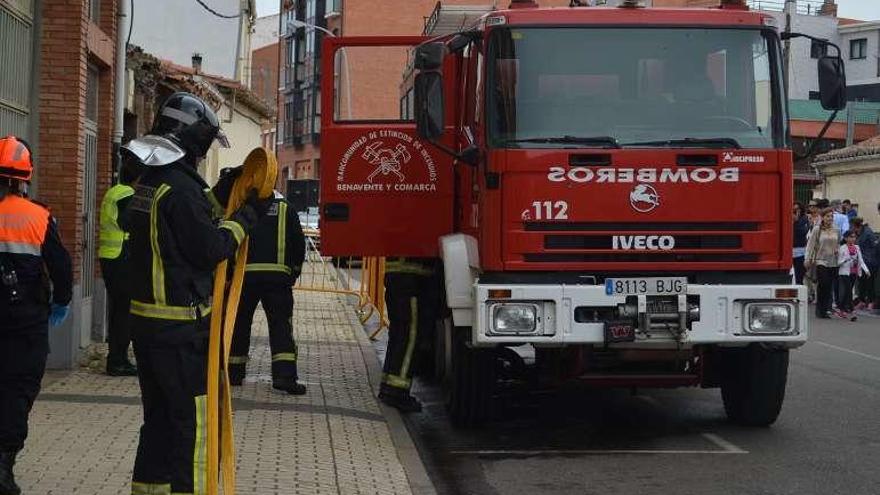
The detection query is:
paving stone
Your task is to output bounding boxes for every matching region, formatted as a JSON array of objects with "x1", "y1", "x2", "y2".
[{"x1": 18, "y1": 285, "x2": 412, "y2": 495}]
